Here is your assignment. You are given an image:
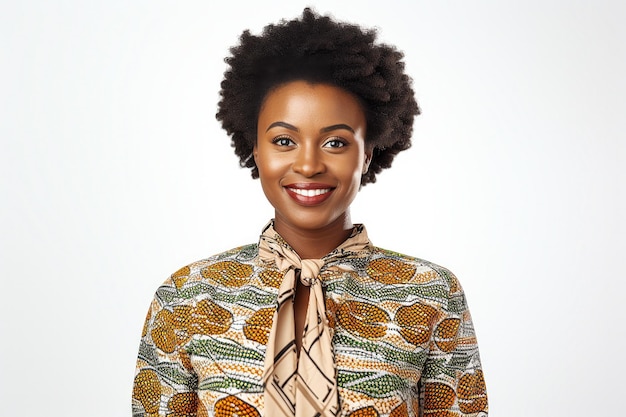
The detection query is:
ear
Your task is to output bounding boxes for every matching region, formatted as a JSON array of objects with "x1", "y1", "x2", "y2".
[
  {"x1": 362, "y1": 148, "x2": 373, "y2": 174},
  {"x1": 253, "y1": 143, "x2": 258, "y2": 162}
]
